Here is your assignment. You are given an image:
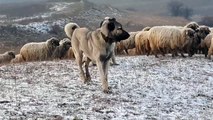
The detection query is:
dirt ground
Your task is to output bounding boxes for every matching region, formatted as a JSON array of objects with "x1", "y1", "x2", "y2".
[{"x1": 0, "y1": 55, "x2": 212, "y2": 119}]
